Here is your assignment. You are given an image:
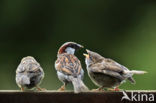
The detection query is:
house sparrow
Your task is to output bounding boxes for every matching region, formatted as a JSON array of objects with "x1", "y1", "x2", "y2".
[
  {"x1": 84, "y1": 49, "x2": 147, "y2": 91},
  {"x1": 16, "y1": 56, "x2": 45, "y2": 91},
  {"x1": 55, "y1": 42, "x2": 89, "y2": 93}
]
